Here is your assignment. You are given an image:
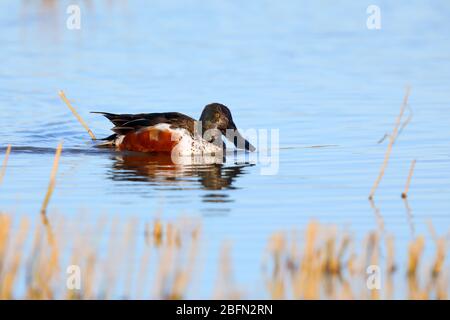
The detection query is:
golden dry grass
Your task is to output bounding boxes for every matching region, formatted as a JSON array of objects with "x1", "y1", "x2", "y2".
[
  {"x1": 2, "y1": 213, "x2": 447, "y2": 299},
  {"x1": 263, "y1": 222, "x2": 449, "y2": 300},
  {"x1": 0, "y1": 213, "x2": 202, "y2": 299}
]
